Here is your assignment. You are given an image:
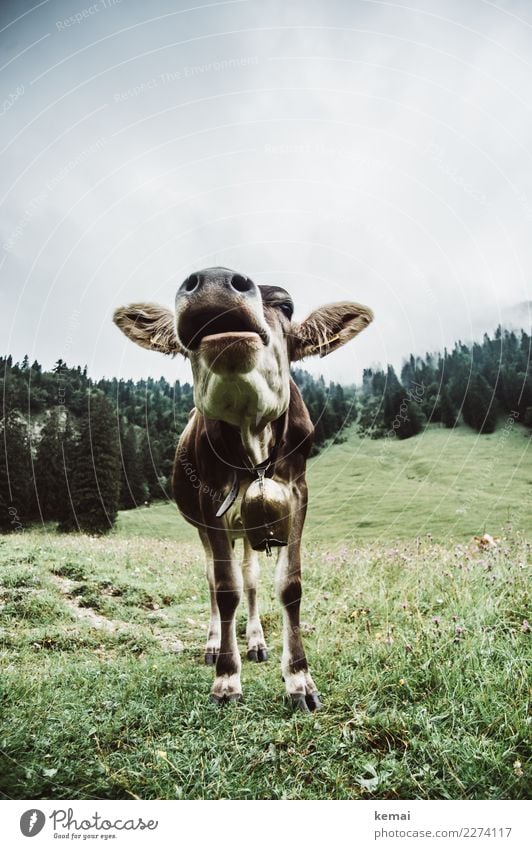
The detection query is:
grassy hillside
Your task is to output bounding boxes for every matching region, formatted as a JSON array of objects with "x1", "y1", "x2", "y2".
[
  {"x1": 305, "y1": 422, "x2": 532, "y2": 544},
  {"x1": 0, "y1": 531, "x2": 529, "y2": 800},
  {"x1": 0, "y1": 422, "x2": 530, "y2": 800},
  {"x1": 117, "y1": 423, "x2": 532, "y2": 544}
]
